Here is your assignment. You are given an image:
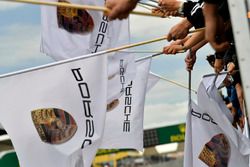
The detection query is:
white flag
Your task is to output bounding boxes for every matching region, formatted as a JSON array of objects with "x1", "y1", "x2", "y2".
[
  {"x1": 202, "y1": 73, "x2": 234, "y2": 123},
  {"x1": 203, "y1": 83, "x2": 250, "y2": 155},
  {"x1": 184, "y1": 99, "x2": 249, "y2": 167},
  {"x1": 0, "y1": 55, "x2": 107, "y2": 167},
  {"x1": 146, "y1": 72, "x2": 160, "y2": 92},
  {"x1": 100, "y1": 58, "x2": 152, "y2": 150},
  {"x1": 202, "y1": 72, "x2": 227, "y2": 91},
  {"x1": 41, "y1": 0, "x2": 136, "y2": 108},
  {"x1": 41, "y1": 0, "x2": 131, "y2": 60}
]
